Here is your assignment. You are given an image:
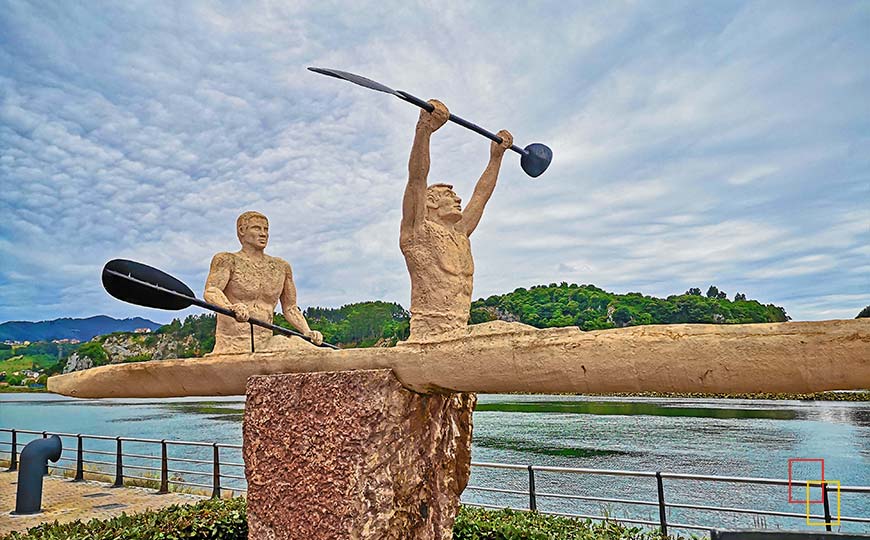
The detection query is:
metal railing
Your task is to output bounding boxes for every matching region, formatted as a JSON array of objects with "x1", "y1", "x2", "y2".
[
  {"x1": 0, "y1": 428, "x2": 244, "y2": 499},
  {"x1": 2, "y1": 428, "x2": 869, "y2": 536},
  {"x1": 463, "y1": 462, "x2": 870, "y2": 535}
]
